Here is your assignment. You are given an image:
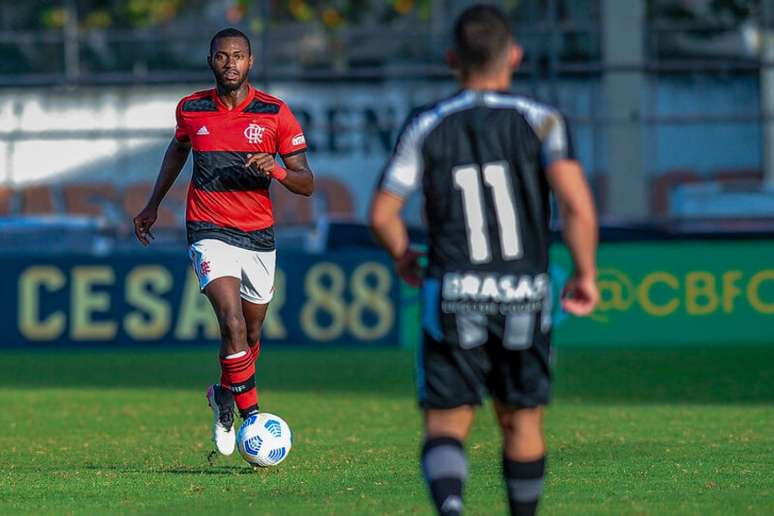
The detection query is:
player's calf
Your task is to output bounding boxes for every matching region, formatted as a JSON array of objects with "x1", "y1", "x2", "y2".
[
  {"x1": 497, "y1": 405, "x2": 546, "y2": 516},
  {"x1": 218, "y1": 312, "x2": 249, "y2": 357}
]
